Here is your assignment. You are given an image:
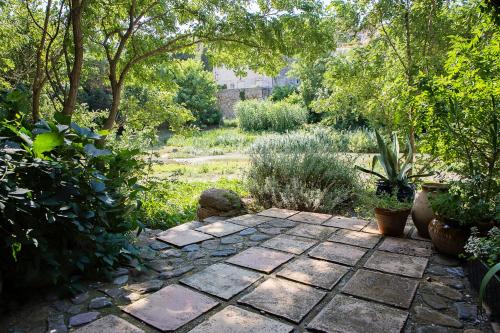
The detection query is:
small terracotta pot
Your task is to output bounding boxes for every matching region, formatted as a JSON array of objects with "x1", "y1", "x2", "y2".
[
  {"x1": 428, "y1": 218, "x2": 469, "y2": 257},
  {"x1": 375, "y1": 207, "x2": 411, "y2": 237},
  {"x1": 411, "y1": 183, "x2": 449, "y2": 238}
]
